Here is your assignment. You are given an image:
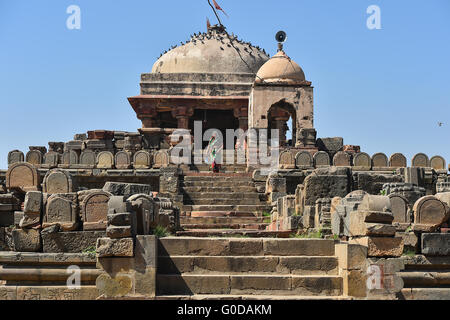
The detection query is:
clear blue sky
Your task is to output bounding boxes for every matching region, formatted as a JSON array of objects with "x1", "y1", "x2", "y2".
[{"x1": 1, "y1": 0, "x2": 449, "y2": 169}]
